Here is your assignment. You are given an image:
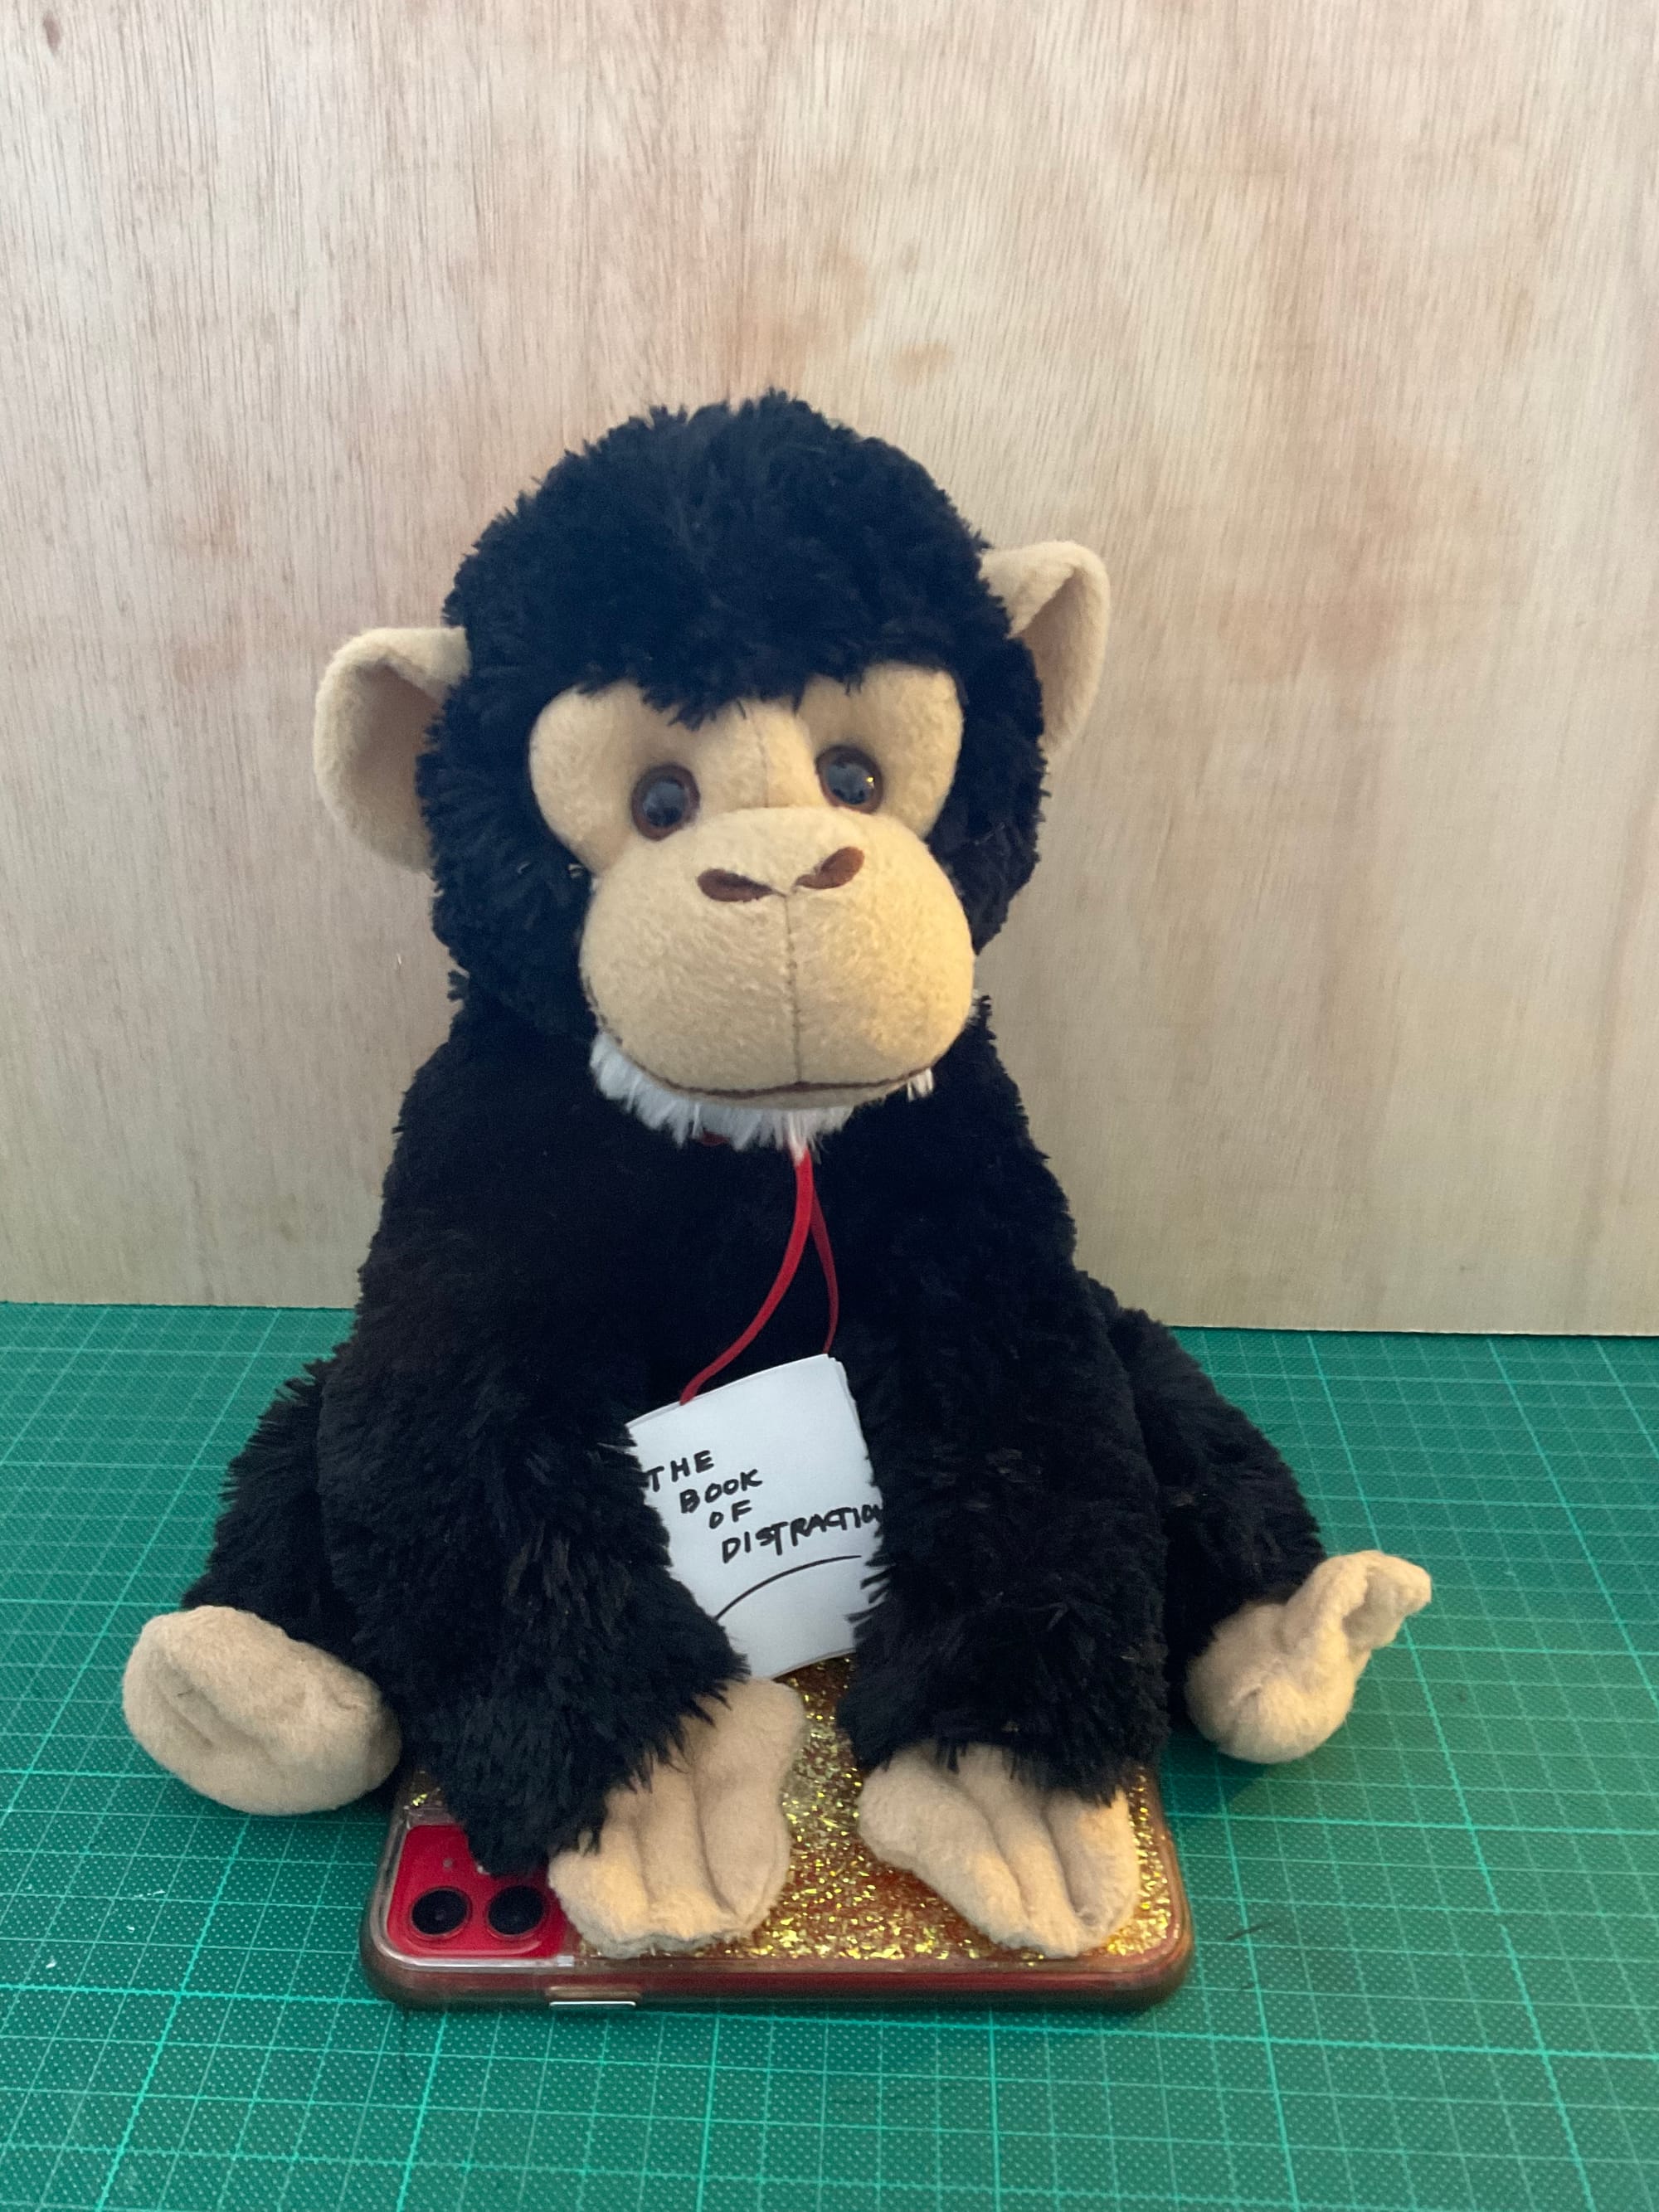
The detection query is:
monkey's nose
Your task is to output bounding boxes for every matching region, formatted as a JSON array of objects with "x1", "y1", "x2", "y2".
[
  {"x1": 794, "y1": 847, "x2": 864, "y2": 892},
  {"x1": 696, "y1": 848, "x2": 865, "y2": 902},
  {"x1": 697, "y1": 868, "x2": 776, "y2": 903}
]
